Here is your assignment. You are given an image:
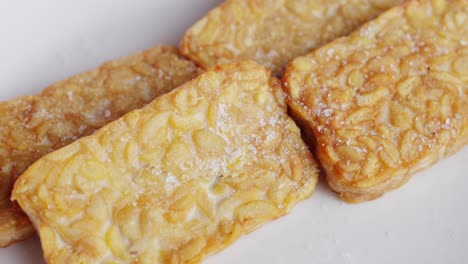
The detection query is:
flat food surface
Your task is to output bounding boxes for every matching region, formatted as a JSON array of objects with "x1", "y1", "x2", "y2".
[
  {"x1": 181, "y1": 0, "x2": 403, "y2": 76},
  {"x1": 0, "y1": 1, "x2": 467, "y2": 264},
  {"x1": 283, "y1": 0, "x2": 468, "y2": 202}
]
